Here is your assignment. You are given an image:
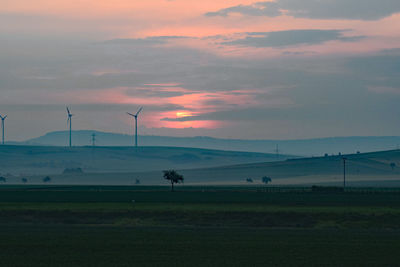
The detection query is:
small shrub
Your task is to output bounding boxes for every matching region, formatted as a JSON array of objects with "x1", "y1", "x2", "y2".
[
  {"x1": 262, "y1": 176, "x2": 272, "y2": 184},
  {"x1": 390, "y1": 162, "x2": 396, "y2": 170}
]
